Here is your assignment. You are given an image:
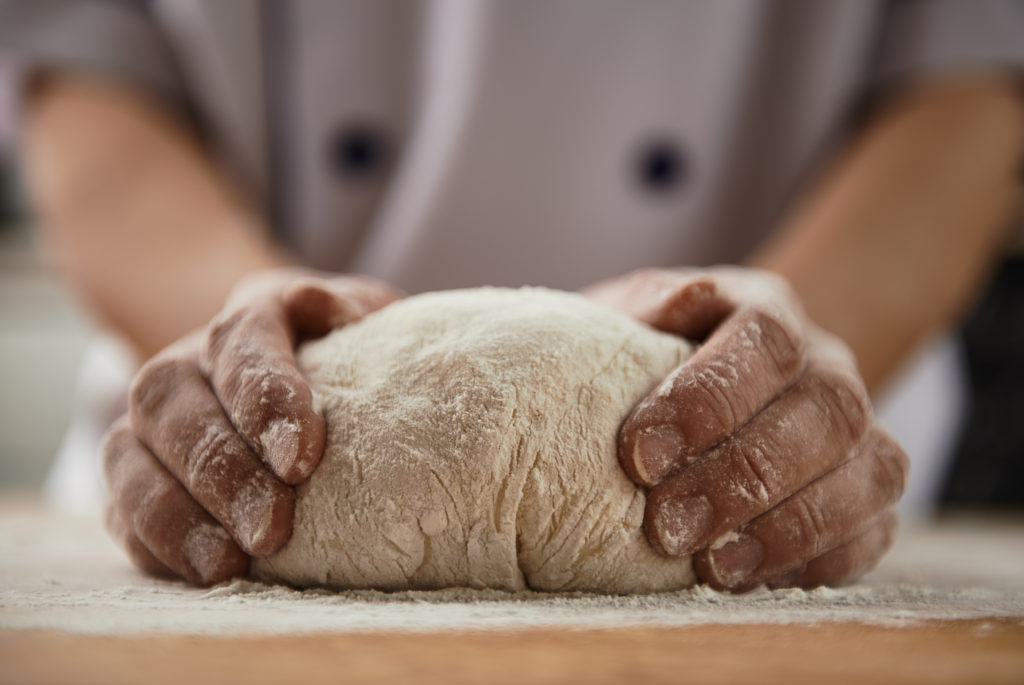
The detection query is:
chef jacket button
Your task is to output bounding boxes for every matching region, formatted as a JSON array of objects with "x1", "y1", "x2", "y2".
[
  {"x1": 330, "y1": 124, "x2": 387, "y2": 179},
  {"x1": 635, "y1": 137, "x2": 687, "y2": 193}
]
